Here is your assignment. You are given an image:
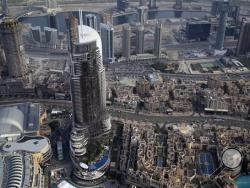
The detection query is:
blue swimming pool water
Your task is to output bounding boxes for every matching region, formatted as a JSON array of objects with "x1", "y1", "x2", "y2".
[{"x1": 236, "y1": 176, "x2": 250, "y2": 188}]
